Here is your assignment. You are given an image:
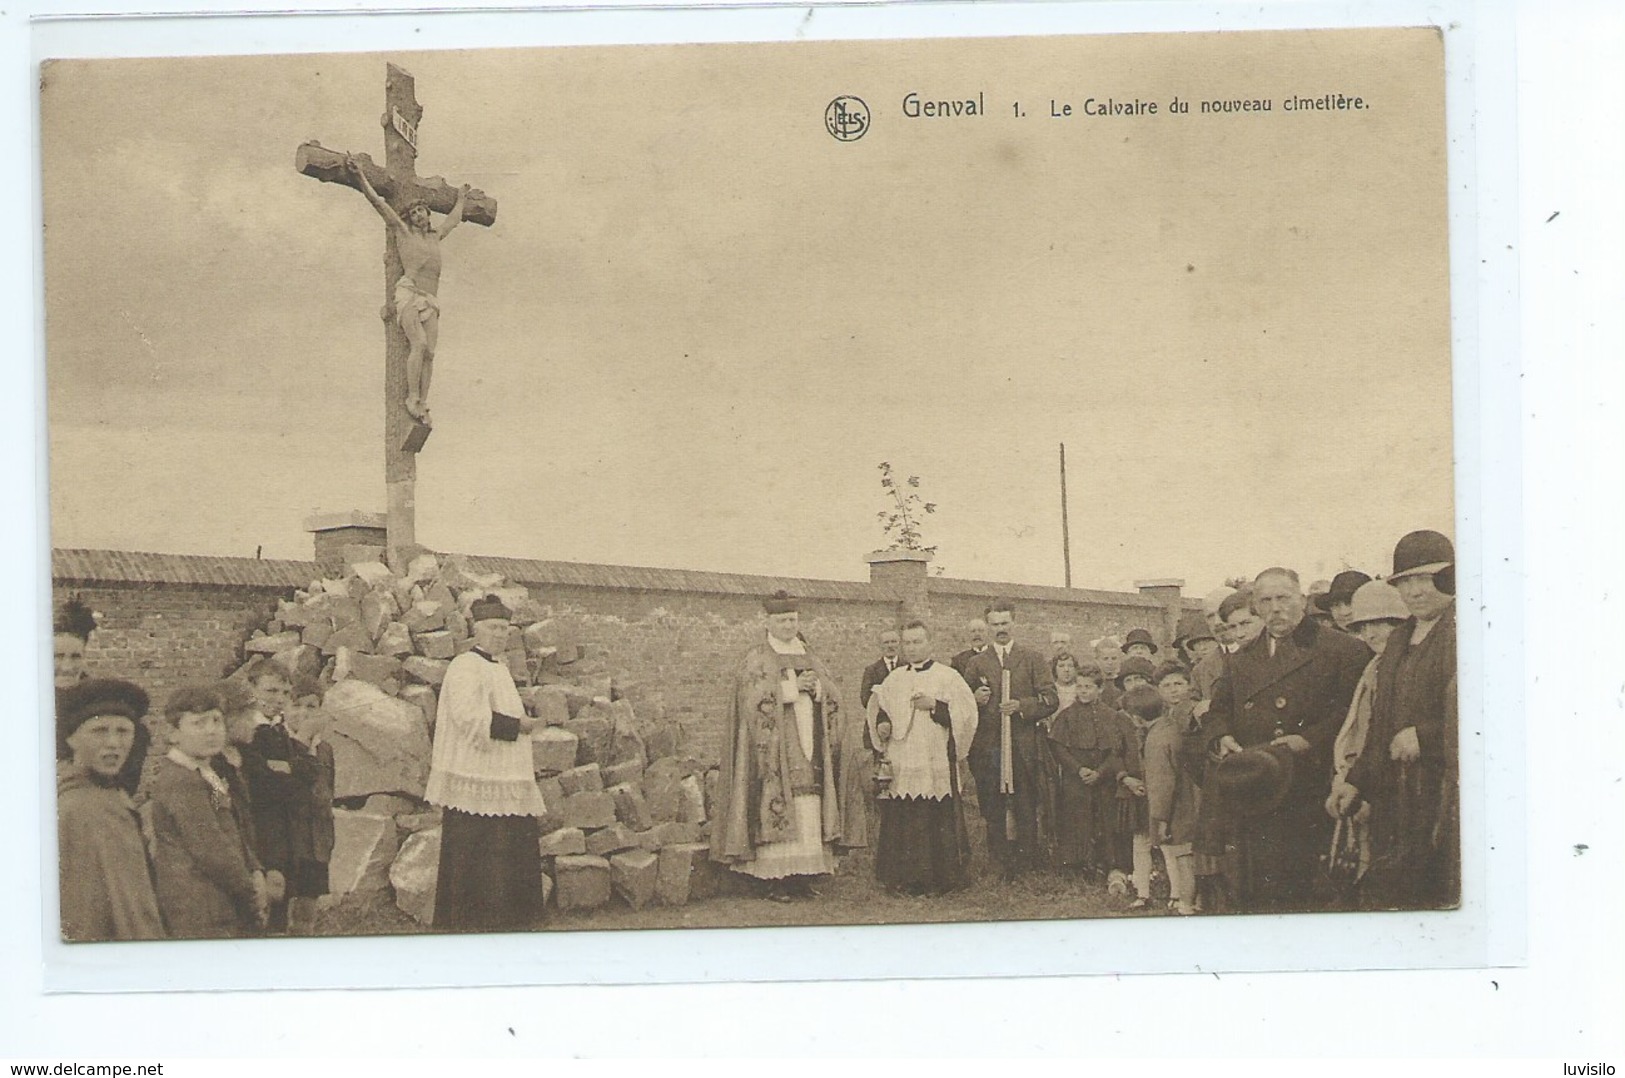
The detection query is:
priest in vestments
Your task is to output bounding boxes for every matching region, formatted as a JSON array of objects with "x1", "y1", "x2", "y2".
[
  {"x1": 425, "y1": 596, "x2": 546, "y2": 932},
  {"x1": 711, "y1": 591, "x2": 853, "y2": 901},
  {"x1": 866, "y1": 620, "x2": 978, "y2": 895}
]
